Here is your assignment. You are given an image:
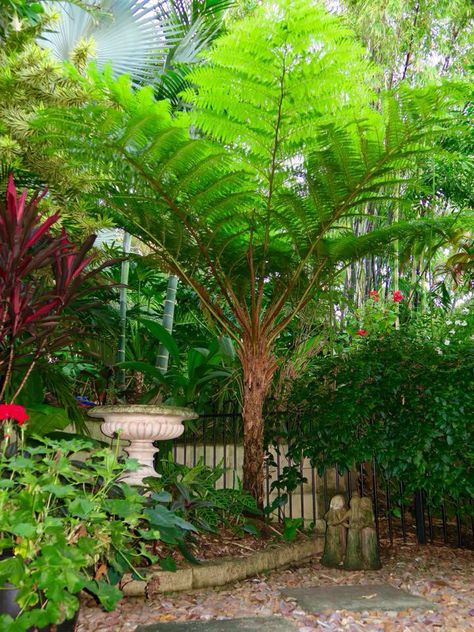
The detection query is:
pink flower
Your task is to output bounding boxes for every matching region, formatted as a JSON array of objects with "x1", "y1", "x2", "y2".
[
  {"x1": 393, "y1": 290, "x2": 404, "y2": 303},
  {"x1": 0, "y1": 404, "x2": 29, "y2": 425},
  {"x1": 369, "y1": 290, "x2": 379, "y2": 302},
  {"x1": 356, "y1": 329, "x2": 368, "y2": 336}
]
